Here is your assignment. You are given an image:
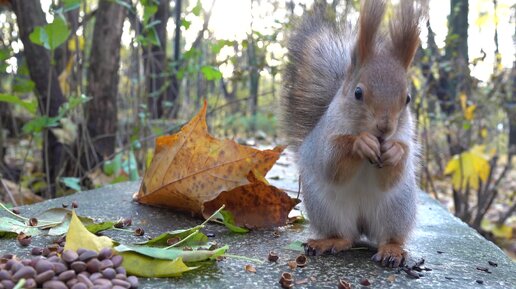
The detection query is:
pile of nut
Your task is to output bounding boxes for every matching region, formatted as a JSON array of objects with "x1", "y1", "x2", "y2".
[{"x1": 0, "y1": 247, "x2": 138, "y2": 289}]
